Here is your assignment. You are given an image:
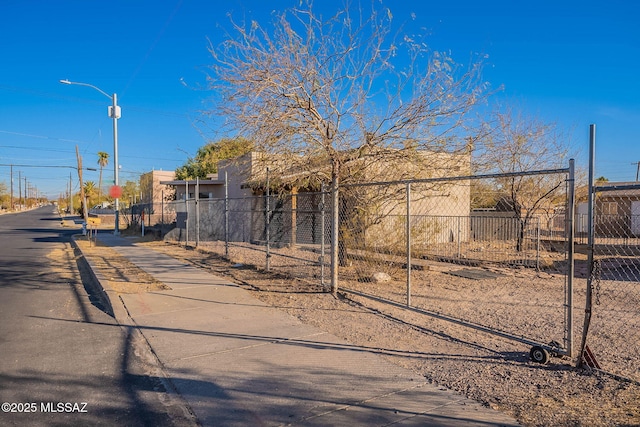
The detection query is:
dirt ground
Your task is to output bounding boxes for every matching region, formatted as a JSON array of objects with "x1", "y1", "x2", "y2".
[
  {"x1": 75, "y1": 238, "x2": 169, "y2": 293},
  {"x1": 78, "y1": 235, "x2": 640, "y2": 427}
]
